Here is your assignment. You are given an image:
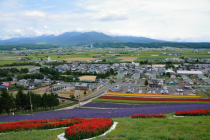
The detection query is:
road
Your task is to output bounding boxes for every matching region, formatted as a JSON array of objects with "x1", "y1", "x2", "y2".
[
  {"x1": 79, "y1": 83, "x2": 112, "y2": 102},
  {"x1": 56, "y1": 82, "x2": 117, "y2": 110},
  {"x1": 79, "y1": 80, "x2": 122, "y2": 102}
]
